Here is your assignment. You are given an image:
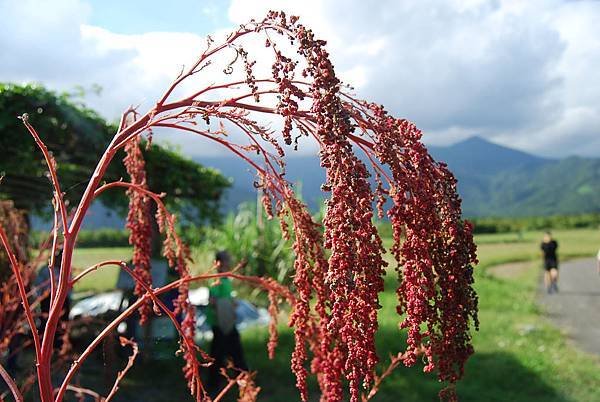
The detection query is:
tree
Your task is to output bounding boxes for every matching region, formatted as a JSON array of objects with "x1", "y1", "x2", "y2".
[
  {"x1": 0, "y1": 12, "x2": 478, "y2": 402},
  {"x1": 0, "y1": 83, "x2": 230, "y2": 224}
]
